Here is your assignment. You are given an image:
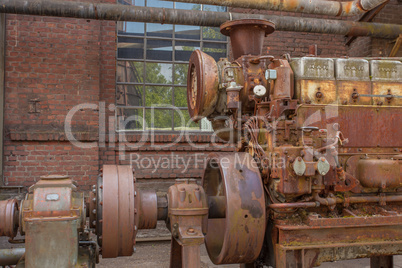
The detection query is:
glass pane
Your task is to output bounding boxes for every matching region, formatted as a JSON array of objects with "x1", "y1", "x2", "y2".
[
  {"x1": 117, "y1": 107, "x2": 144, "y2": 131},
  {"x1": 174, "y1": 87, "x2": 187, "y2": 107},
  {"x1": 200, "y1": 117, "x2": 213, "y2": 131},
  {"x1": 175, "y1": 2, "x2": 201, "y2": 10},
  {"x1": 133, "y1": 0, "x2": 145, "y2": 6},
  {"x1": 147, "y1": 0, "x2": 173, "y2": 8},
  {"x1": 146, "y1": 39, "x2": 172, "y2": 61},
  {"x1": 146, "y1": 23, "x2": 173, "y2": 38},
  {"x1": 117, "y1": 61, "x2": 144, "y2": 83},
  {"x1": 145, "y1": 109, "x2": 172, "y2": 130},
  {"x1": 118, "y1": 0, "x2": 132, "y2": 5},
  {"x1": 202, "y1": 5, "x2": 226, "y2": 12},
  {"x1": 118, "y1": 0, "x2": 145, "y2": 5},
  {"x1": 174, "y1": 64, "x2": 188, "y2": 85},
  {"x1": 117, "y1": 22, "x2": 145, "y2": 36},
  {"x1": 117, "y1": 37, "x2": 144, "y2": 59},
  {"x1": 175, "y1": 25, "x2": 200, "y2": 40},
  {"x1": 175, "y1": 41, "x2": 199, "y2": 61},
  {"x1": 202, "y1": 42, "x2": 227, "y2": 61},
  {"x1": 145, "y1": 62, "x2": 172, "y2": 84},
  {"x1": 174, "y1": 109, "x2": 199, "y2": 131},
  {"x1": 145, "y1": 86, "x2": 172, "y2": 106},
  {"x1": 117, "y1": 84, "x2": 143, "y2": 106},
  {"x1": 202, "y1": 27, "x2": 226, "y2": 41}
]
